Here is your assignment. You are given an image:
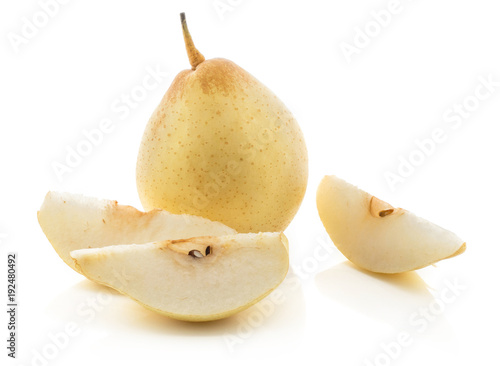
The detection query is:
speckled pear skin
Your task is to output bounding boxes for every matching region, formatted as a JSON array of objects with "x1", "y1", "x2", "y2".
[{"x1": 136, "y1": 15, "x2": 308, "y2": 233}]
